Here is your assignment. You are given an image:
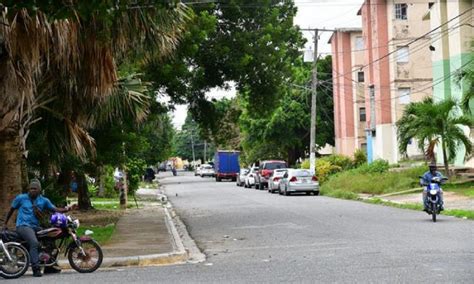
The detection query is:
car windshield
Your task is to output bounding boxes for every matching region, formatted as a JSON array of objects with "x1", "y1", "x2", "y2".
[
  {"x1": 241, "y1": 169, "x2": 249, "y2": 174},
  {"x1": 264, "y1": 162, "x2": 286, "y2": 170},
  {"x1": 292, "y1": 170, "x2": 311, "y2": 177},
  {"x1": 202, "y1": 165, "x2": 213, "y2": 169}
]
